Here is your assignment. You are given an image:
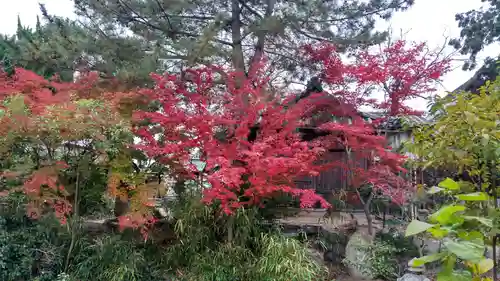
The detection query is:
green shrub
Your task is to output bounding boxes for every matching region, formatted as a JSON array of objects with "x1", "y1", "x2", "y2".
[
  {"x1": 69, "y1": 235, "x2": 168, "y2": 281},
  {"x1": 180, "y1": 243, "x2": 254, "y2": 281},
  {"x1": 164, "y1": 194, "x2": 327, "y2": 281},
  {"x1": 252, "y1": 233, "x2": 327, "y2": 281},
  {"x1": 343, "y1": 229, "x2": 418, "y2": 280},
  {"x1": 178, "y1": 233, "x2": 326, "y2": 281},
  {"x1": 0, "y1": 215, "x2": 69, "y2": 281}
]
